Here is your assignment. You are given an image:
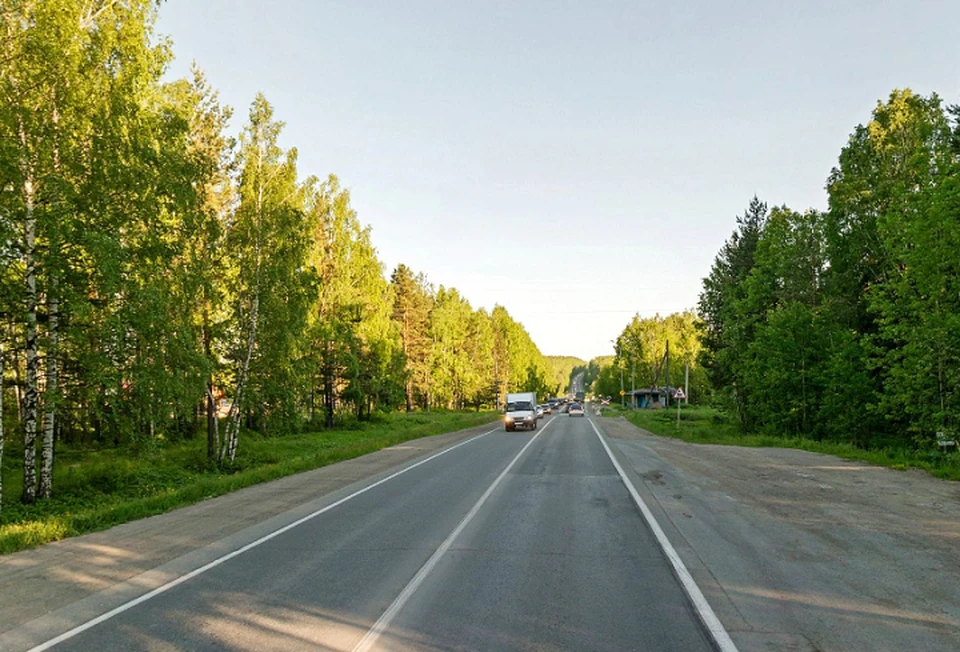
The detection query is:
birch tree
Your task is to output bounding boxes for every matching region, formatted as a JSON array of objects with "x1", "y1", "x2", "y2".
[
  {"x1": 1, "y1": 0, "x2": 46, "y2": 503},
  {"x1": 221, "y1": 94, "x2": 303, "y2": 462},
  {"x1": 305, "y1": 175, "x2": 398, "y2": 424},
  {"x1": 174, "y1": 66, "x2": 235, "y2": 458}
]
